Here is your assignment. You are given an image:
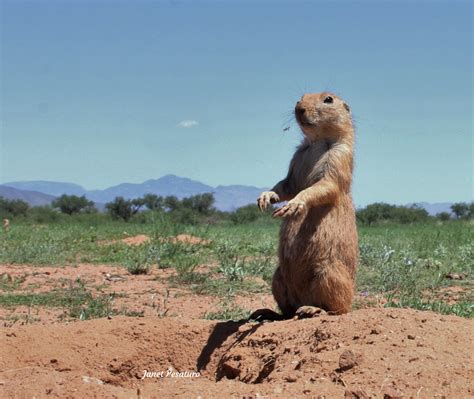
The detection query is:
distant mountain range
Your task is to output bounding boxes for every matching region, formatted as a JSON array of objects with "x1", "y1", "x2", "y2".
[
  {"x1": 1, "y1": 175, "x2": 265, "y2": 212},
  {"x1": 0, "y1": 185, "x2": 56, "y2": 207},
  {"x1": 3, "y1": 181, "x2": 88, "y2": 197},
  {"x1": 0, "y1": 175, "x2": 458, "y2": 214}
]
